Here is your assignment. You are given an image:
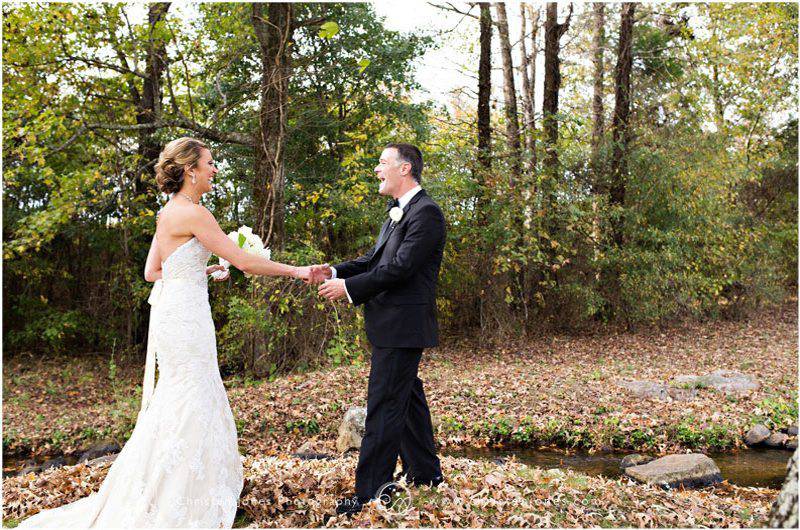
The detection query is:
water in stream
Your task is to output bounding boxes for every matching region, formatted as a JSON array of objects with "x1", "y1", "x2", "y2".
[
  {"x1": 445, "y1": 447, "x2": 791, "y2": 489},
  {"x1": 4, "y1": 447, "x2": 791, "y2": 489}
]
